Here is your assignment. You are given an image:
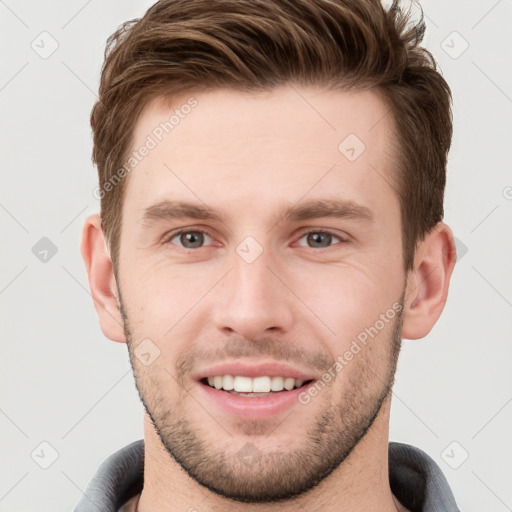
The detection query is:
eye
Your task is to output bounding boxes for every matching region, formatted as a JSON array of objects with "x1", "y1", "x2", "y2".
[
  {"x1": 163, "y1": 228, "x2": 348, "y2": 251},
  {"x1": 296, "y1": 230, "x2": 346, "y2": 249},
  {"x1": 165, "y1": 229, "x2": 213, "y2": 249}
]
